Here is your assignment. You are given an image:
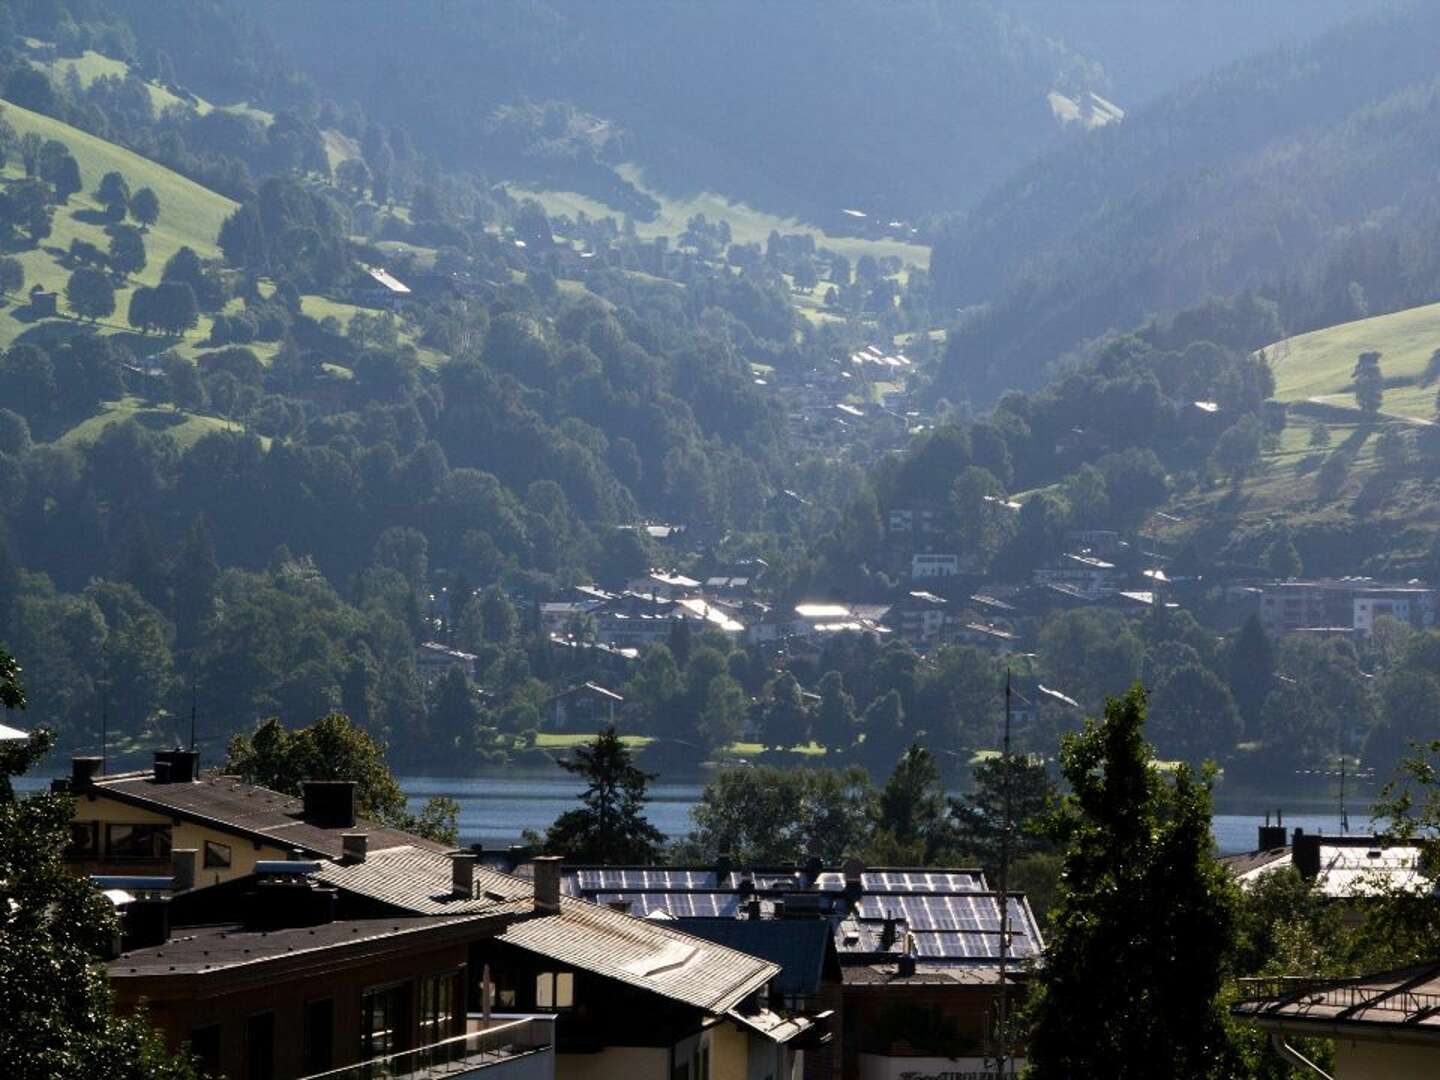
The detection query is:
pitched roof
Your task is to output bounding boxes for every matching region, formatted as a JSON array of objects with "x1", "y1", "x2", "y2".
[
  {"x1": 313, "y1": 845, "x2": 531, "y2": 917},
  {"x1": 314, "y1": 848, "x2": 775, "y2": 1014},
  {"x1": 89, "y1": 774, "x2": 448, "y2": 861},
  {"x1": 678, "y1": 919, "x2": 833, "y2": 999},
  {"x1": 497, "y1": 898, "x2": 777, "y2": 1014},
  {"x1": 109, "y1": 914, "x2": 489, "y2": 978},
  {"x1": 841, "y1": 963, "x2": 1012, "y2": 987},
  {"x1": 1220, "y1": 847, "x2": 1291, "y2": 883}
]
